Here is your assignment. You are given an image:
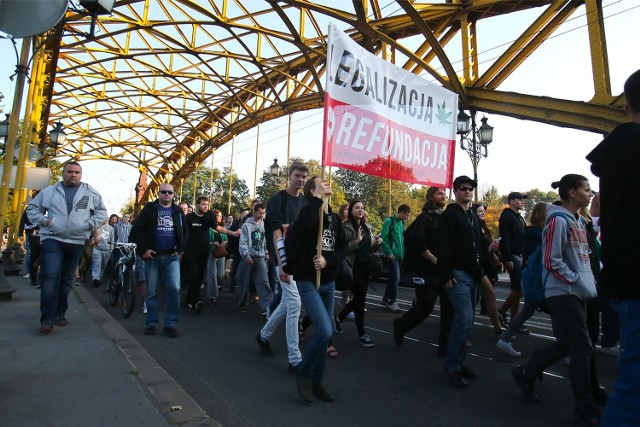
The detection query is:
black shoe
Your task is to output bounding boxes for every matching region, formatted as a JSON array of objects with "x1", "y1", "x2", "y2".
[
  {"x1": 144, "y1": 325, "x2": 156, "y2": 335},
  {"x1": 256, "y1": 332, "x2": 274, "y2": 357},
  {"x1": 498, "y1": 311, "x2": 509, "y2": 327},
  {"x1": 444, "y1": 367, "x2": 468, "y2": 389},
  {"x1": 93, "y1": 279, "x2": 100, "y2": 288},
  {"x1": 288, "y1": 363, "x2": 299, "y2": 375},
  {"x1": 333, "y1": 315, "x2": 343, "y2": 335},
  {"x1": 460, "y1": 366, "x2": 478, "y2": 380},
  {"x1": 195, "y1": 301, "x2": 203, "y2": 314},
  {"x1": 294, "y1": 373, "x2": 314, "y2": 403},
  {"x1": 511, "y1": 366, "x2": 539, "y2": 403},
  {"x1": 163, "y1": 326, "x2": 179, "y2": 338},
  {"x1": 575, "y1": 406, "x2": 602, "y2": 426},
  {"x1": 392, "y1": 319, "x2": 404, "y2": 346},
  {"x1": 592, "y1": 387, "x2": 609, "y2": 407},
  {"x1": 312, "y1": 381, "x2": 335, "y2": 402}
]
